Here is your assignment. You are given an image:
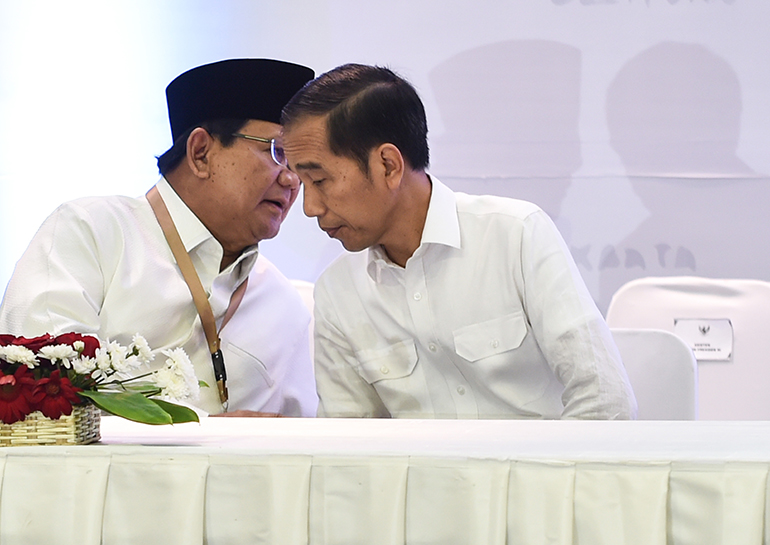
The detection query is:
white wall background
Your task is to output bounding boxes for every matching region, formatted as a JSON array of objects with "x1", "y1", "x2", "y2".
[{"x1": 1, "y1": 0, "x2": 768, "y2": 315}]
